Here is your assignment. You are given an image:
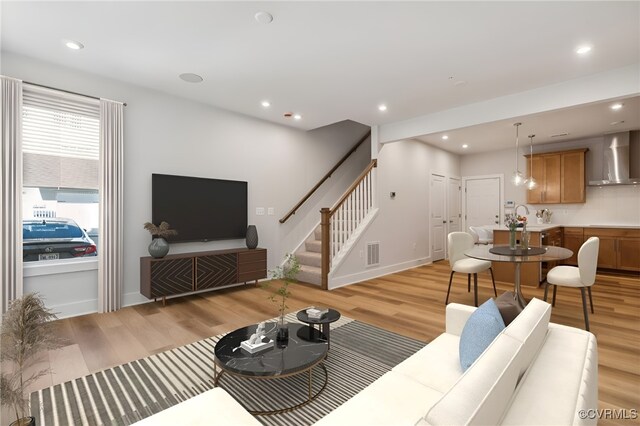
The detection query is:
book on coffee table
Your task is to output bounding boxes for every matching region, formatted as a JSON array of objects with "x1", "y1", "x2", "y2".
[{"x1": 306, "y1": 306, "x2": 329, "y2": 319}]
